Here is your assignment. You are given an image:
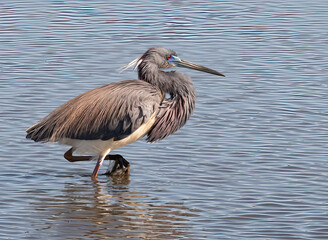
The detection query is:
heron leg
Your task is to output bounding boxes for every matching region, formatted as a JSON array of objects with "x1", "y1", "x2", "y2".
[
  {"x1": 64, "y1": 148, "x2": 92, "y2": 162},
  {"x1": 64, "y1": 148, "x2": 129, "y2": 178},
  {"x1": 64, "y1": 148, "x2": 124, "y2": 162},
  {"x1": 105, "y1": 154, "x2": 130, "y2": 176},
  {"x1": 91, "y1": 155, "x2": 106, "y2": 181}
]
